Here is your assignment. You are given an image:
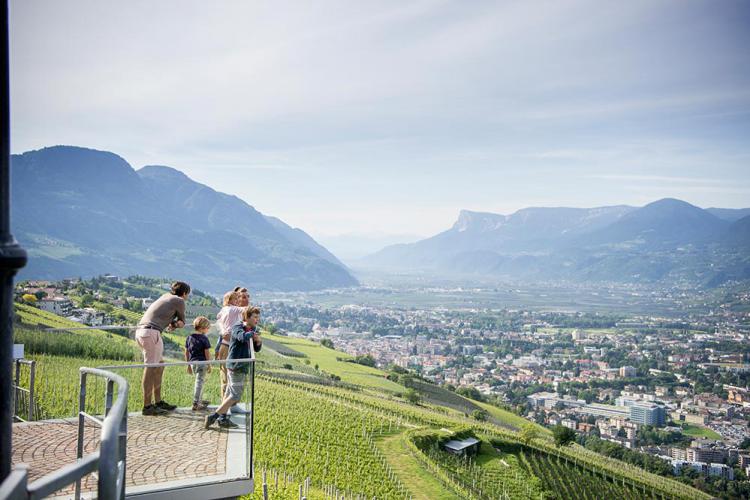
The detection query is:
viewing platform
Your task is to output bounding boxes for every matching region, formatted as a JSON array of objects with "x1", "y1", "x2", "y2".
[
  {"x1": 12, "y1": 404, "x2": 252, "y2": 499},
  {"x1": 8, "y1": 356, "x2": 256, "y2": 499}
]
